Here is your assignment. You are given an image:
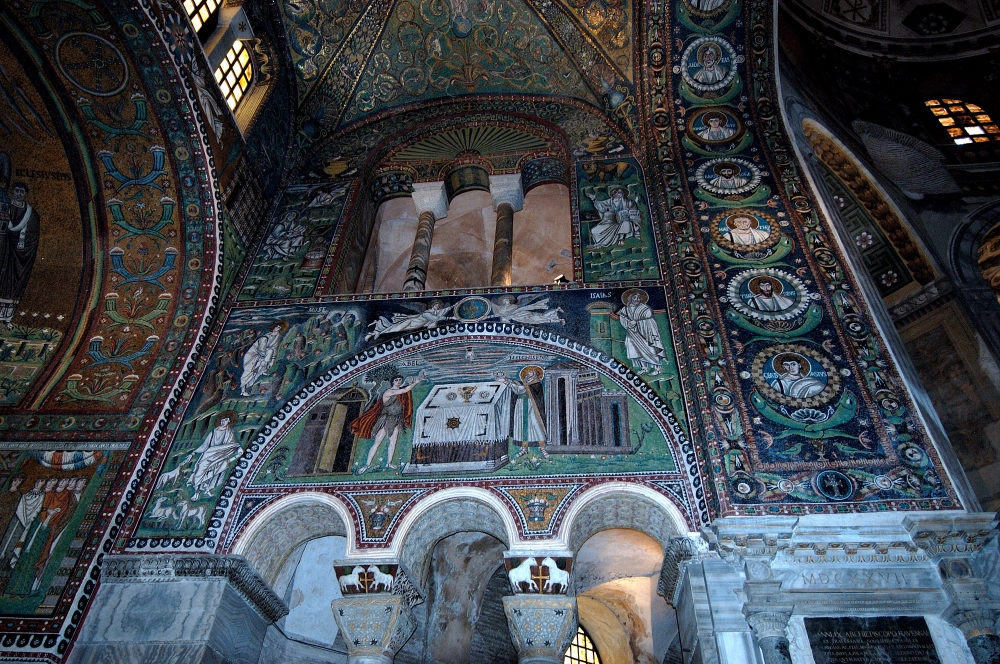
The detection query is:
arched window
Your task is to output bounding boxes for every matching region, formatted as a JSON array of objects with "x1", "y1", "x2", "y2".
[
  {"x1": 925, "y1": 99, "x2": 999, "y2": 145},
  {"x1": 214, "y1": 40, "x2": 253, "y2": 112},
  {"x1": 564, "y1": 626, "x2": 602, "y2": 664},
  {"x1": 182, "y1": 0, "x2": 220, "y2": 42}
]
